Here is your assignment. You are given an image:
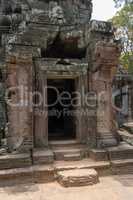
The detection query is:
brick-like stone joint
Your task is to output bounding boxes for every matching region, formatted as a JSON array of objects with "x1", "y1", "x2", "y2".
[
  {"x1": 88, "y1": 20, "x2": 122, "y2": 148},
  {"x1": 6, "y1": 46, "x2": 33, "y2": 153}
]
